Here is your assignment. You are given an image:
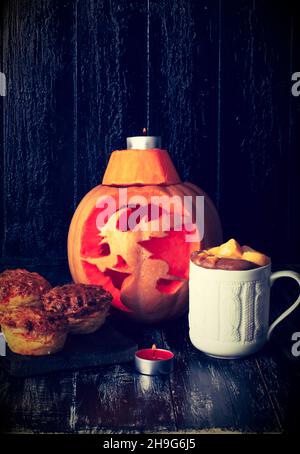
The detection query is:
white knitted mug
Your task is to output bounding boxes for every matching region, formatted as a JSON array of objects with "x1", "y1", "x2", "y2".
[{"x1": 189, "y1": 261, "x2": 300, "y2": 358}]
